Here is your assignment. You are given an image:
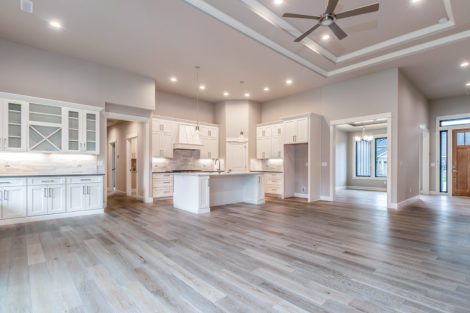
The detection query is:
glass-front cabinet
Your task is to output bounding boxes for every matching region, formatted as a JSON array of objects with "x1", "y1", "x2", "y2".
[
  {"x1": 1, "y1": 99, "x2": 28, "y2": 151},
  {"x1": 28, "y1": 103, "x2": 63, "y2": 152},
  {"x1": 64, "y1": 109, "x2": 99, "y2": 154}
]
